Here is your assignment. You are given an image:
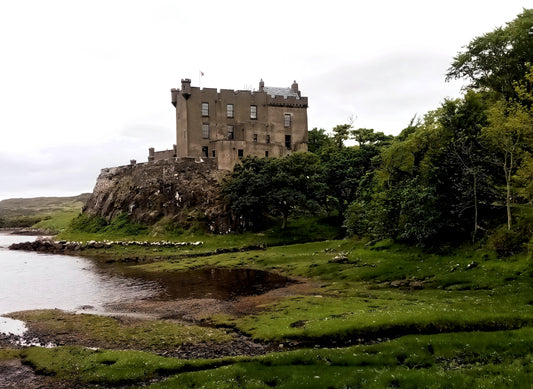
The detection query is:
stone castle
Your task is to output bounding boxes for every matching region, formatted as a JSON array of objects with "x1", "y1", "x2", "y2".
[
  {"x1": 149, "y1": 78, "x2": 309, "y2": 170},
  {"x1": 84, "y1": 78, "x2": 309, "y2": 230}
]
